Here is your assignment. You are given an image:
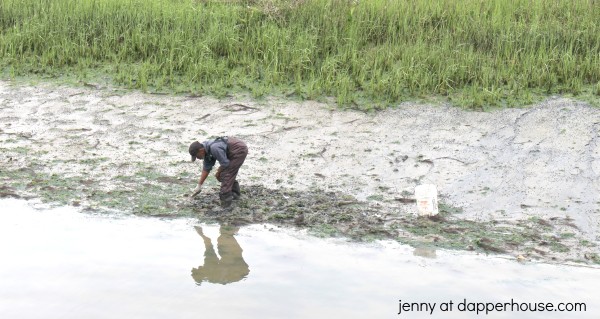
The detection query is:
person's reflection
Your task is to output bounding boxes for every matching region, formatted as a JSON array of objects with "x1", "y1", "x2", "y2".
[{"x1": 191, "y1": 225, "x2": 249, "y2": 285}]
